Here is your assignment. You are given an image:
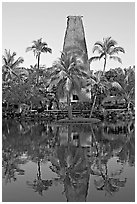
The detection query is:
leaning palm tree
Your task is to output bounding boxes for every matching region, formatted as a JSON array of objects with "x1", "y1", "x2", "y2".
[
  {"x1": 47, "y1": 52, "x2": 87, "y2": 119},
  {"x1": 89, "y1": 37, "x2": 125, "y2": 74},
  {"x1": 2, "y1": 49, "x2": 24, "y2": 81},
  {"x1": 26, "y1": 38, "x2": 52, "y2": 85}
]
